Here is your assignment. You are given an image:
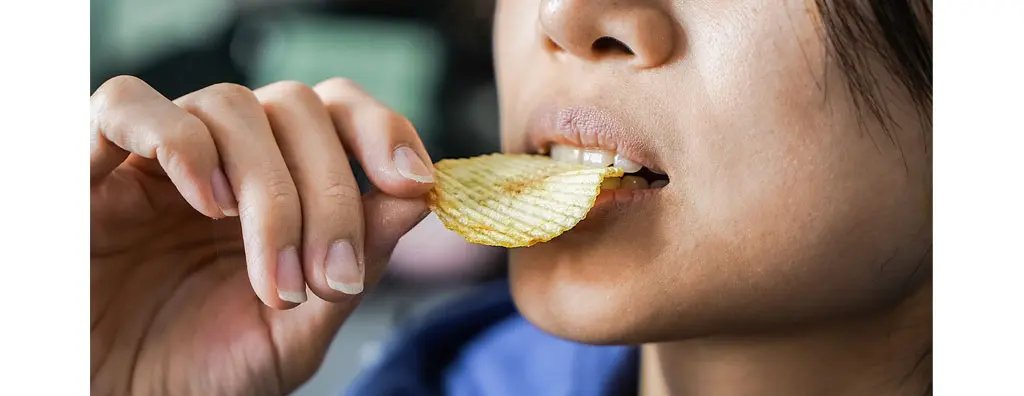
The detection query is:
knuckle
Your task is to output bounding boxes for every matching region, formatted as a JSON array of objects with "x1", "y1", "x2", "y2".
[
  {"x1": 93, "y1": 75, "x2": 146, "y2": 109},
  {"x1": 264, "y1": 168, "x2": 300, "y2": 206},
  {"x1": 321, "y1": 177, "x2": 362, "y2": 204},
  {"x1": 100, "y1": 75, "x2": 145, "y2": 94},
  {"x1": 316, "y1": 77, "x2": 363, "y2": 93},
  {"x1": 202, "y1": 82, "x2": 259, "y2": 109},
  {"x1": 209, "y1": 82, "x2": 251, "y2": 97},
  {"x1": 259, "y1": 81, "x2": 321, "y2": 113},
  {"x1": 265, "y1": 80, "x2": 315, "y2": 99}
]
